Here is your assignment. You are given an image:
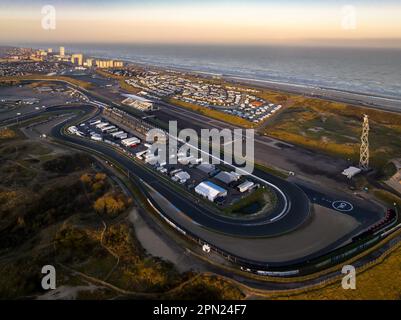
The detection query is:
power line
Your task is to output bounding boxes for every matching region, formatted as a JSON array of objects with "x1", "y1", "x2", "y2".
[{"x1": 359, "y1": 114, "x2": 369, "y2": 170}]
